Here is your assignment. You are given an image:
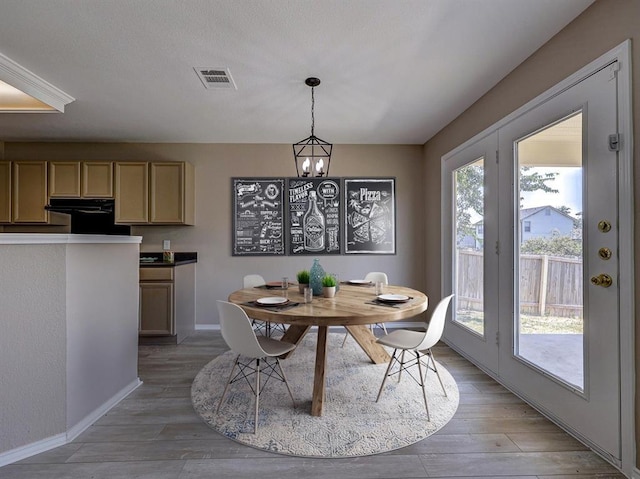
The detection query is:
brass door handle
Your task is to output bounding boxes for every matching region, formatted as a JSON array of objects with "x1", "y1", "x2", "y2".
[{"x1": 590, "y1": 274, "x2": 613, "y2": 288}]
